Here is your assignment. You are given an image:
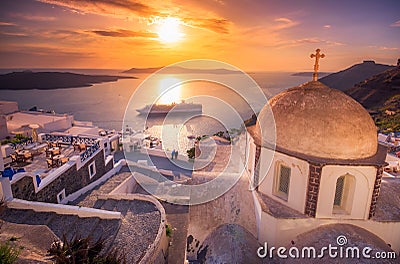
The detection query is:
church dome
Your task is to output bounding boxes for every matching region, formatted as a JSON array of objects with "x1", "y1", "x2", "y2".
[{"x1": 256, "y1": 81, "x2": 378, "y2": 160}]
